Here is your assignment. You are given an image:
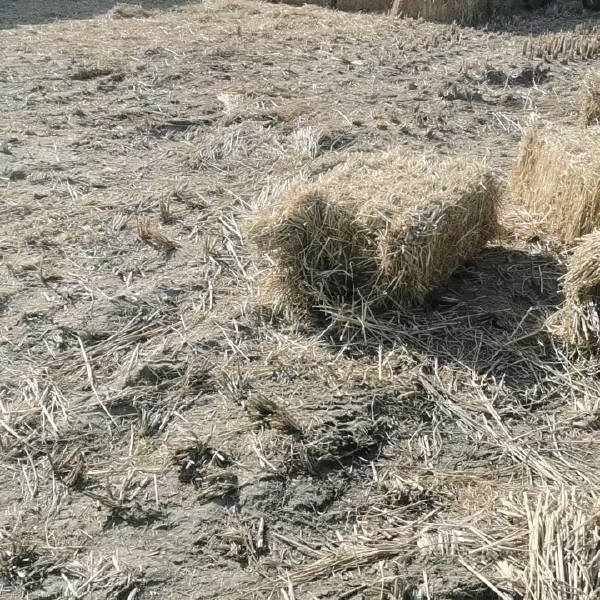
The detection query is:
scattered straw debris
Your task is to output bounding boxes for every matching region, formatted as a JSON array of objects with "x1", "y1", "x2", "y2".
[
  {"x1": 548, "y1": 230, "x2": 600, "y2": 351},
  {"x1": 510, "y1": 123, "x2": 600, "y2": 244},
  {"x1": 580, "y1": 72, "x2": 600, "y2": 127},
  {"x1": 159, "y1": 194, "x2": 172, "y2": 224},
  {"x1": 249, "y1": 151, "x2": 499, "y2": 319},
  {"x1": 393, "y1": 0, "x2": 522, "y2": 24}
]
